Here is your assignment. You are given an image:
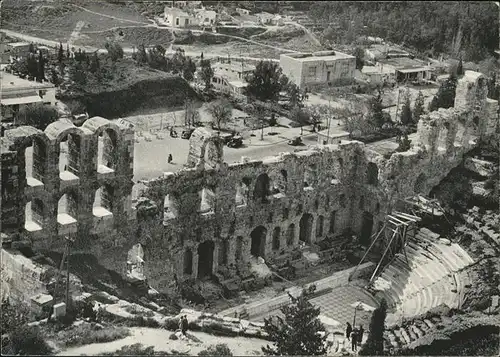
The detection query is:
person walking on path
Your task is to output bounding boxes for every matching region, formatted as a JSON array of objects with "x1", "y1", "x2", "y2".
[
  {"x1": 358, "y1": 325, "x2": 364, "y2": 345},
  {"x1": 168, "y1": 154, "x2": 173, "y2": 164},
  {"x1": 346, "y1": 322, "x2": 353, "y2": 341},
  {"x1": 351, "y1": 328, "x2": 358, "y2": 352},
  {"x1": 181, "y1": 315, "x2": 189, "y2": 336}
]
